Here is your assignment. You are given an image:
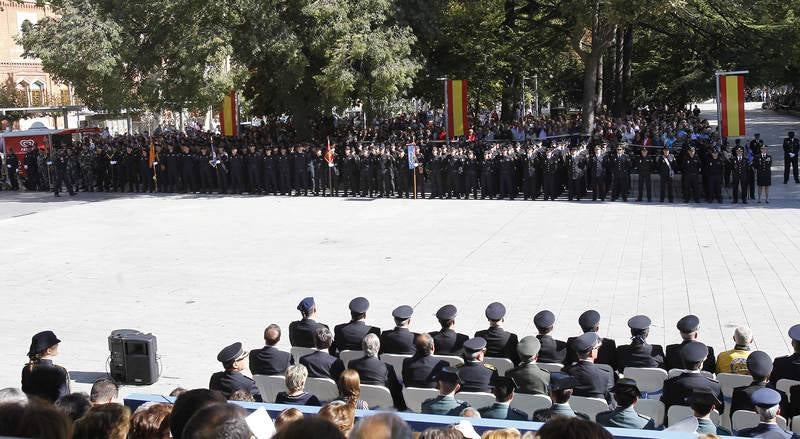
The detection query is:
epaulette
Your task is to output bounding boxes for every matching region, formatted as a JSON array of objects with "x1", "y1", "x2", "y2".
[{"x1": 483, "y1": 363, "x2": 497, "y2": 371}]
